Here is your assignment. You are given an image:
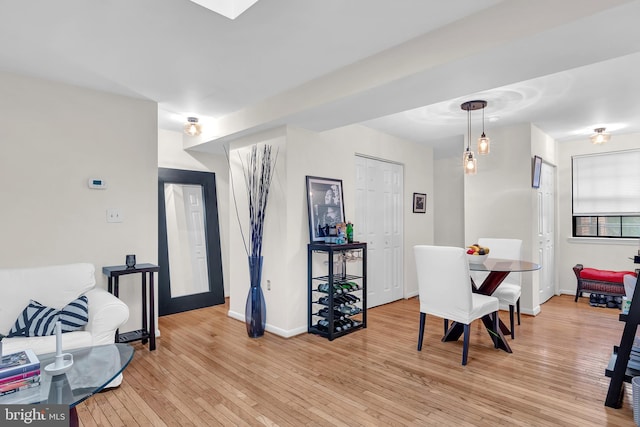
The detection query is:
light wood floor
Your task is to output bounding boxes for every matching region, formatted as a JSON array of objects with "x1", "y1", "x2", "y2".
[{"x1": 77, "y1": 295, "x2": 636, "y2": 426}]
